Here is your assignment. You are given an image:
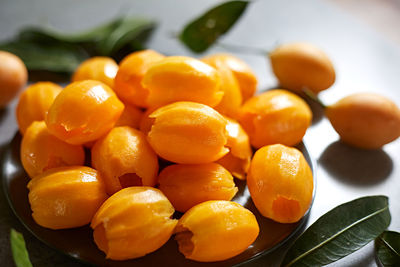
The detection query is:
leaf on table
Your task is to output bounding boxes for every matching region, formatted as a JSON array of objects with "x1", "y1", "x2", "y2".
[
  {"x1": 375, "y1": 231, "x2": 400, "y2": 267},
  {"x1": 281, "y1": 195, "x2": 391, "y2": 267},
  {"x1": 0, "y1": 40, "x2": 88, "y2": 73},
  {"x1": 179, "y1": 0, "x2": 249, "y2": 53},
  {"x1": 10, "y1": 229, "x2": 33, "y2": 267},
  {"x1": 97, "y1": 17, "x2": 157, "y2": 56}
]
